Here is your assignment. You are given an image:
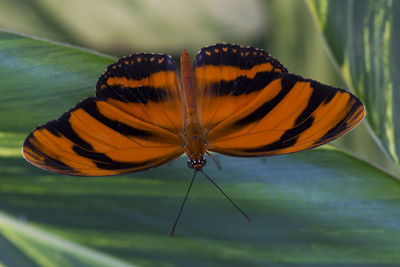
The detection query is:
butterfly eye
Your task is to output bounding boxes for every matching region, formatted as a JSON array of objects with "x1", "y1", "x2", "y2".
[
  {"x1": 199, "y1": 158, "x2": 207, "y2": 167},
  {"x1": 186, "y1": 159, "x2": 193, "y2": 169}
]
